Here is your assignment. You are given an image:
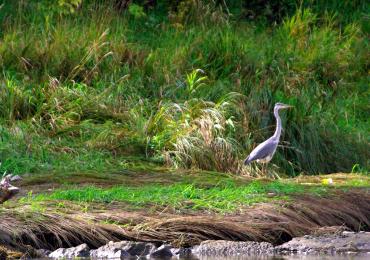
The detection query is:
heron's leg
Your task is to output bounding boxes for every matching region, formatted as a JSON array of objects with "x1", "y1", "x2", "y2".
[
  {"x1": 270, "y1": 164, "x2": 277, "y2": 179},
  {"x1": 265, "y1": 164, "x2": 268, "y2": 177},
  {"x1": 265, "y1": 163, "x2": 270, "y2": 178},
  {"x1": 265, "y1": 163, "x2": 274, "y2": 179},
  {"x1": 268, "y1": 165, "x2": 281, "y2": 179}
]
